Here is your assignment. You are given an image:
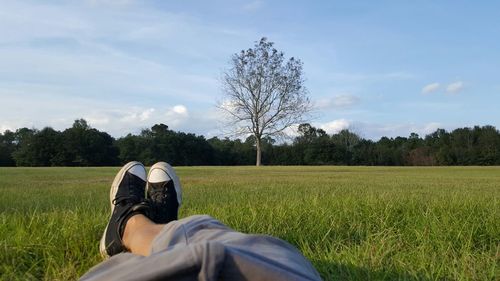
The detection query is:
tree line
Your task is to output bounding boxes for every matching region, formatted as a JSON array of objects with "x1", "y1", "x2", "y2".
[{"x1": 1, "y1": 119, "x2": 500, "y2": 167}]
